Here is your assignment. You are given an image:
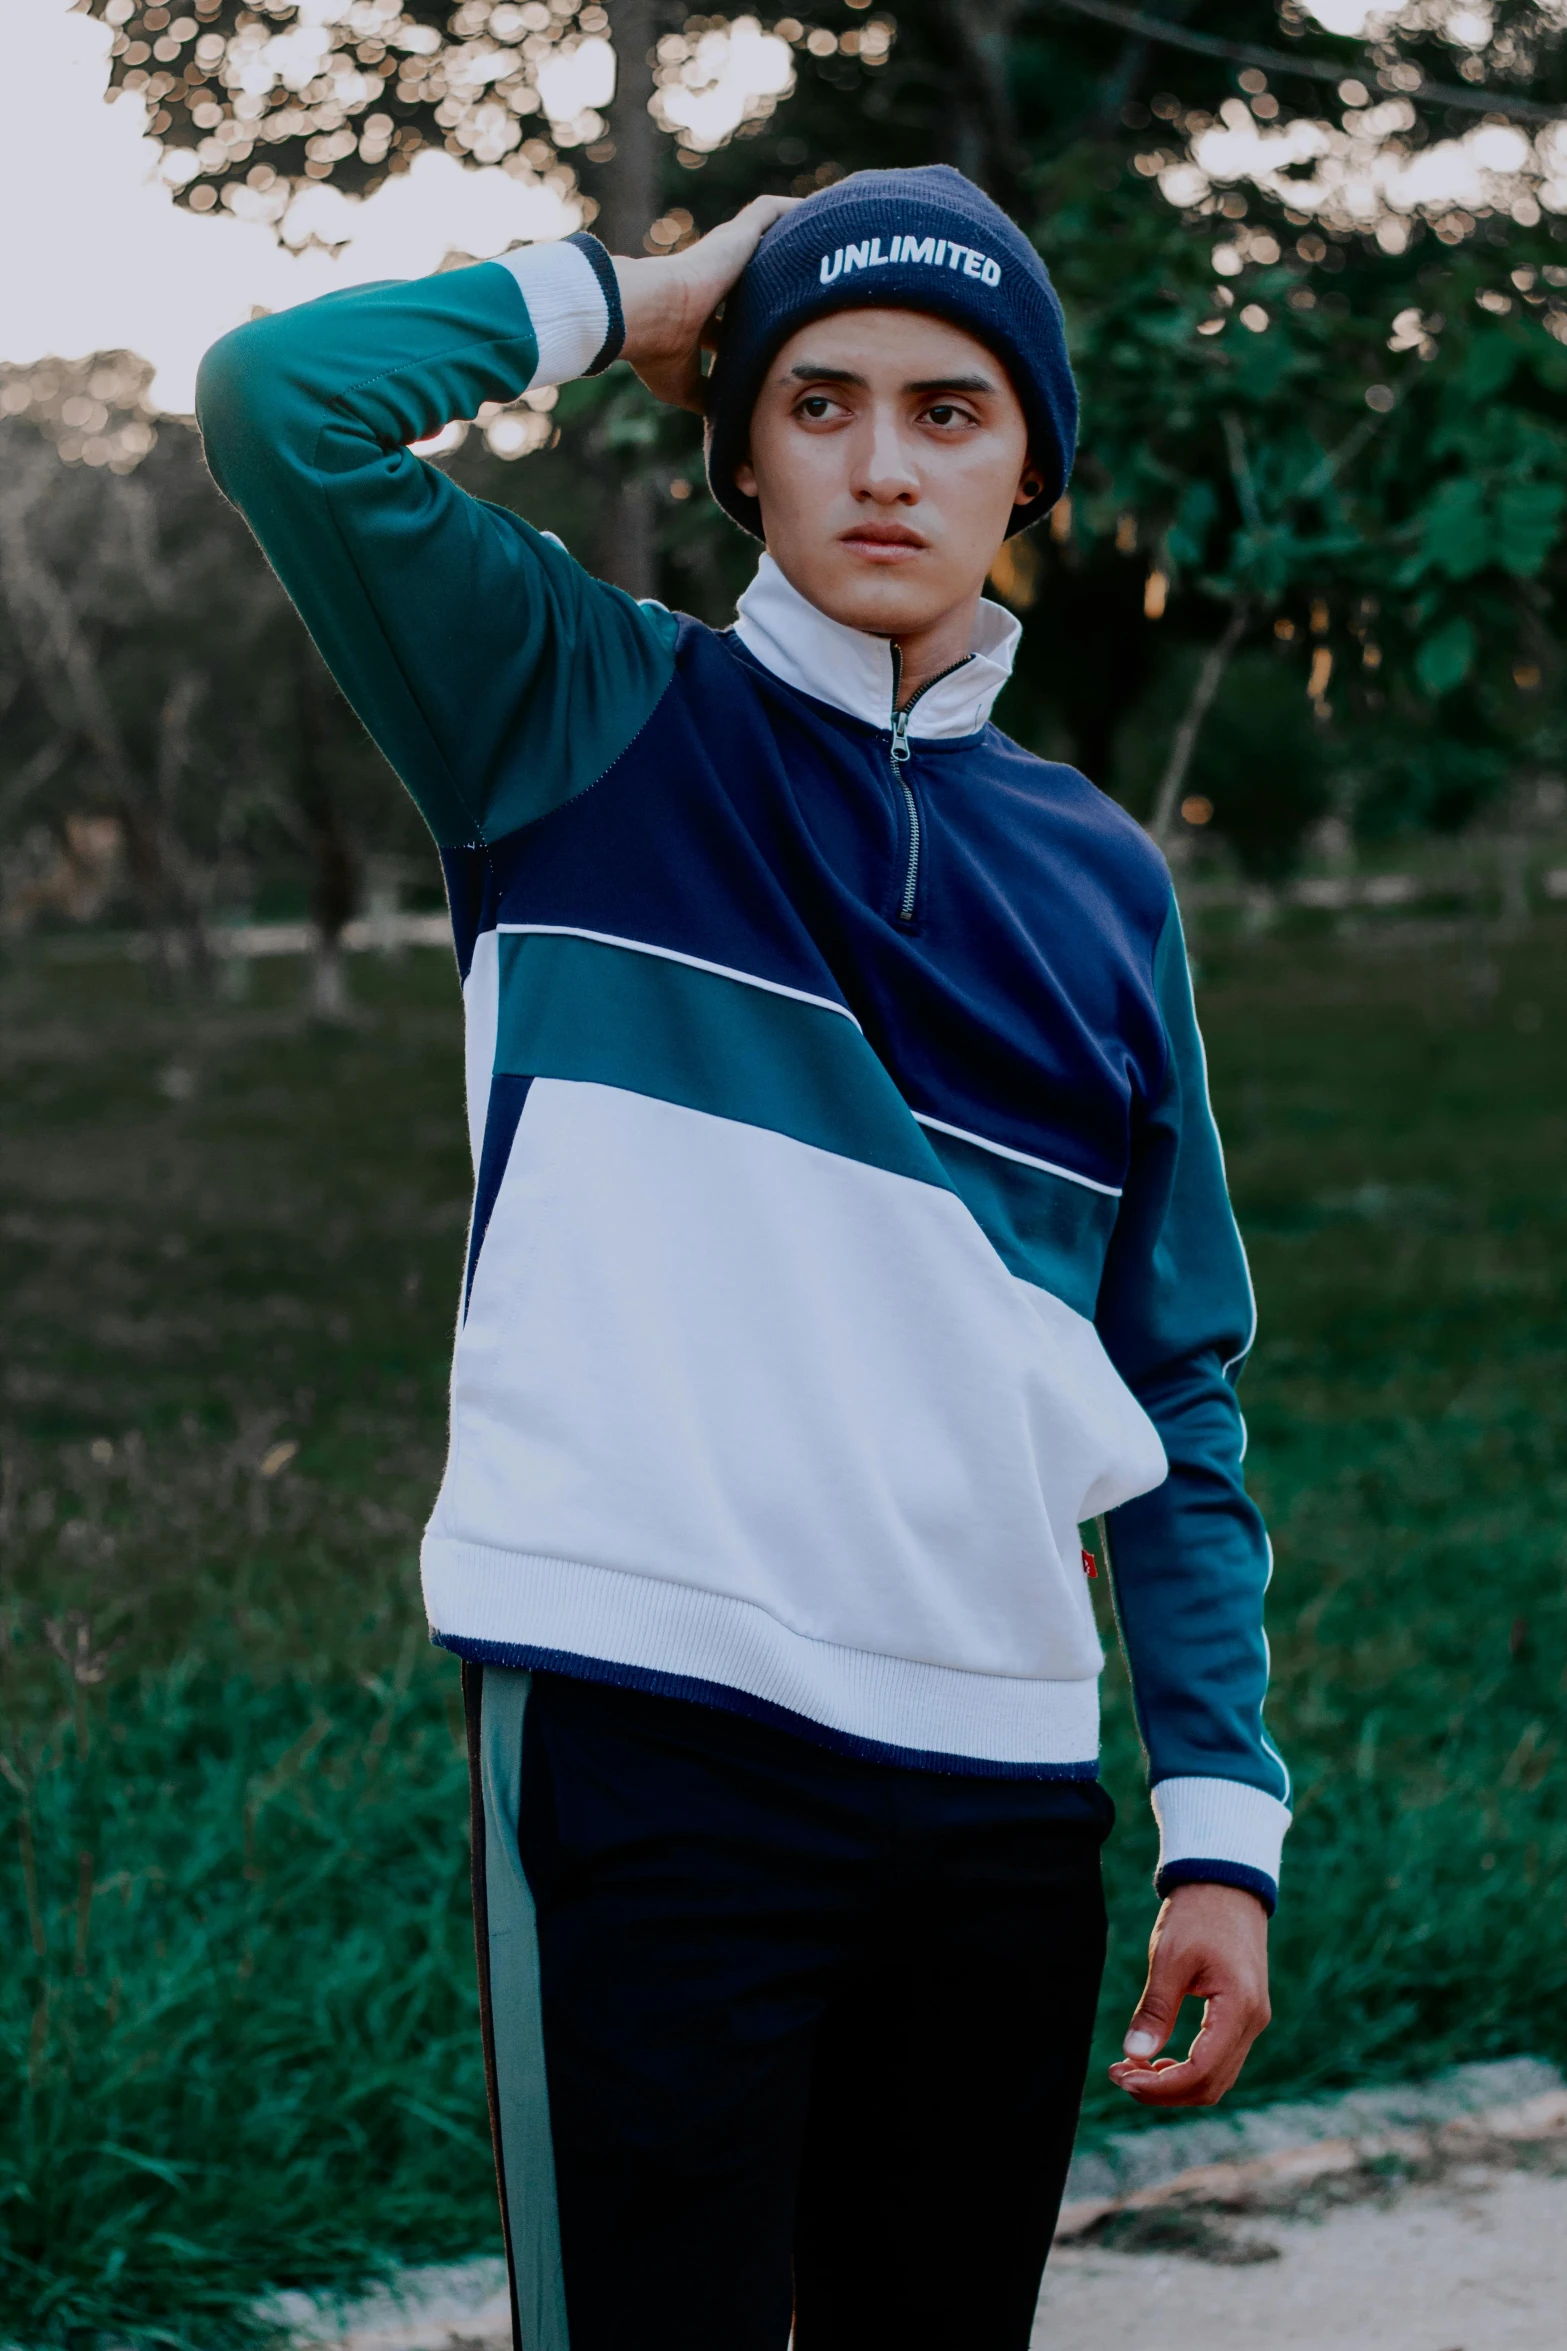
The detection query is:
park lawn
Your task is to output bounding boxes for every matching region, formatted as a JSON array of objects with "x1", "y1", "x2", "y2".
[{"x1": 1, "y1": 916, "x2": 1564, "y2": 2347}]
